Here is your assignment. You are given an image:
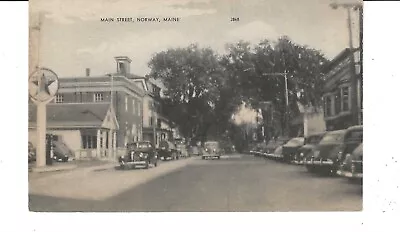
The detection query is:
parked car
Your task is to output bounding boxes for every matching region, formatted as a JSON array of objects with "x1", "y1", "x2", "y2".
[
  {"x1": 158, "y1": 140, "x2": 179, "y2": 160},
  {"x1": 265, "y1": 136, "x2": 290, "y2": 159},
  {"x1": 295, "y1": 132, "x2": 326, "y2": 166},
  {"x1": 188, "y1": 145, "x2": 202, "y2": 156},
  {"x1": 52, "y1": 140, "x2": 73, "y2": 162},
  {"x1": 305, "y1": 125, "x2": 363, "y2": 175},
  {"x1": 337, "y1": 142, "x2": 363, "y2": 180},
  {"x1": 273, "y1": 145, "x2": 284, "y2": 160},
  {"x1": 28, "y1": 142, "x2": 36, "y2": 163},
  {"x1": 282, "y1": 137, "x2": 305, "y2": 163},
  {"x1": 118, "y1": 141, "x2": 158, "y2": 169},
  {"x1": 202, "y1": 141, "x2": 222, "y2": 159},
  {"x1": 176, "y1": 142, "x2": 189, "y2": 158}
]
